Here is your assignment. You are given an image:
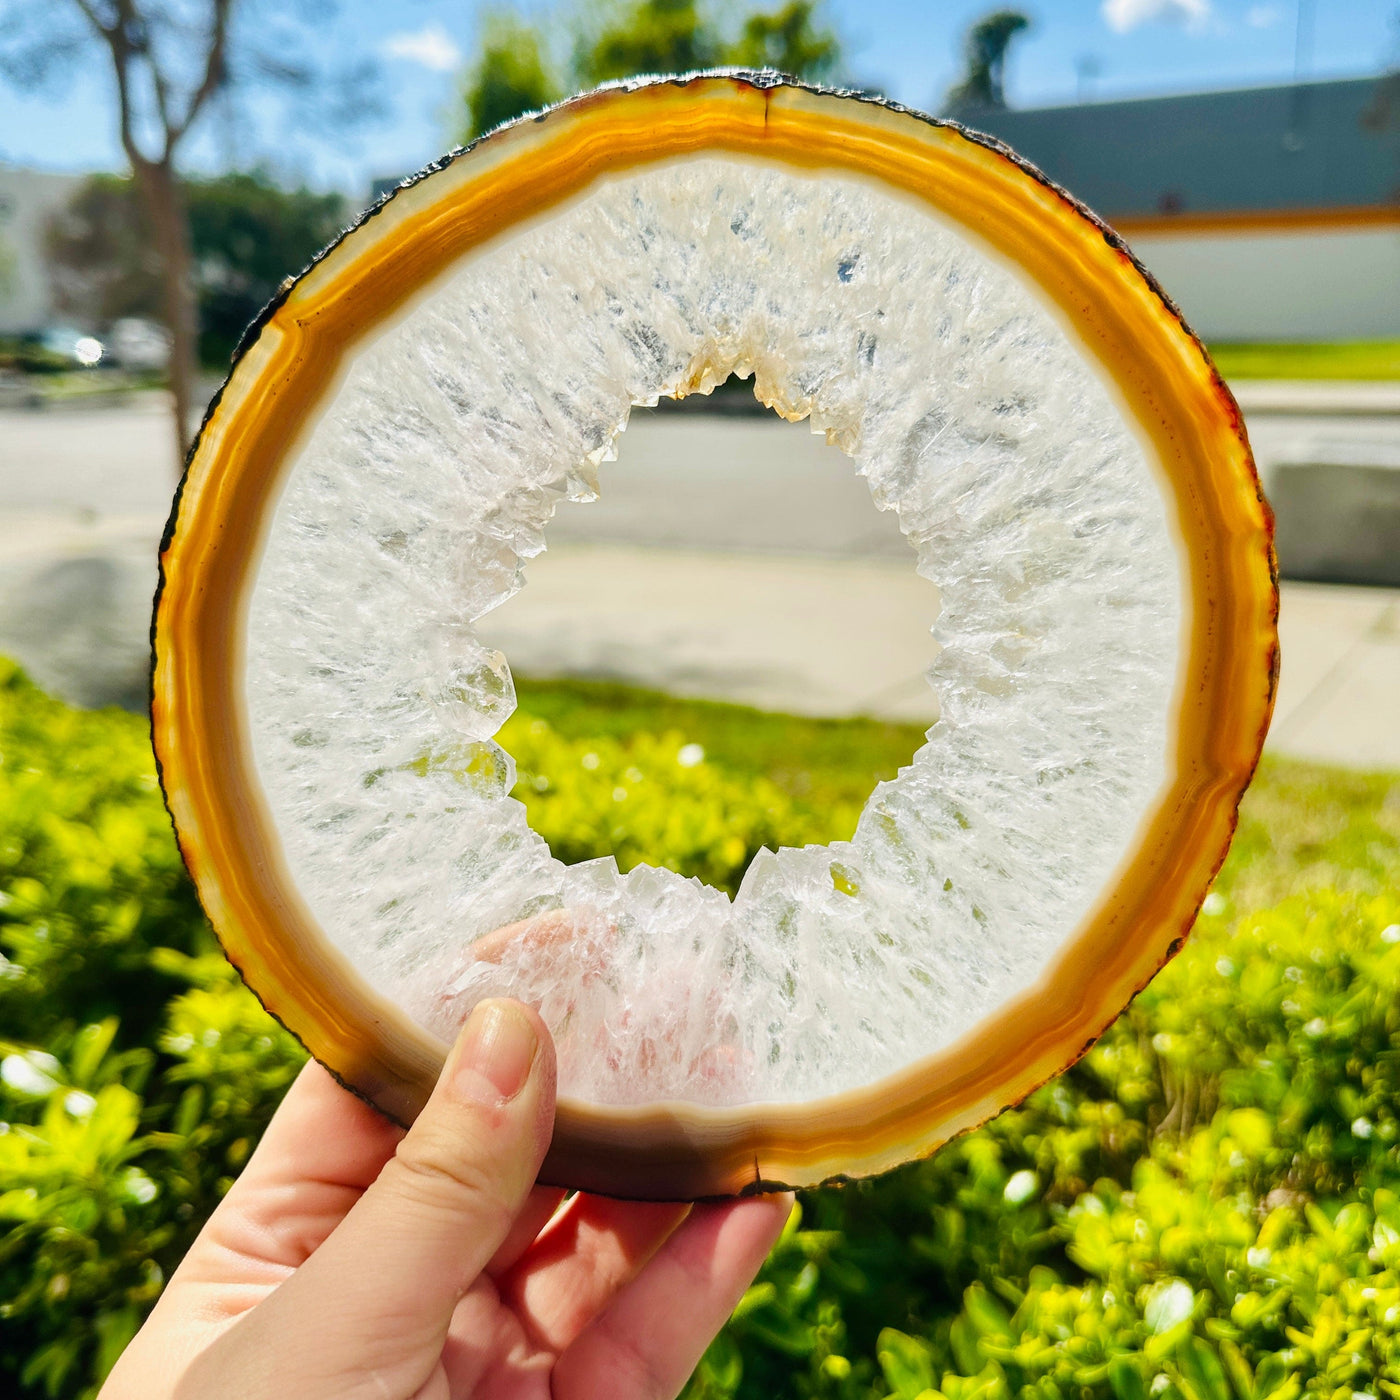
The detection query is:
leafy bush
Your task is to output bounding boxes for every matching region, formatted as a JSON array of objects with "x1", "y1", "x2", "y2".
[
  {"x1": 698, "y1": 889, "x2": 1400, "y2": 1400},
  {"x1": 0, "y1": 661, "x2": 304, "y2": 1397},
  {"x1": 0, "y1": 655, "x2": 1397, "y2": 1398},
  {"x1": 500, "y1": 714, "x2": 864, "y2": 895},
  {"x1": 43, "y1": 171, "x2": 348, "y2": 371}
]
